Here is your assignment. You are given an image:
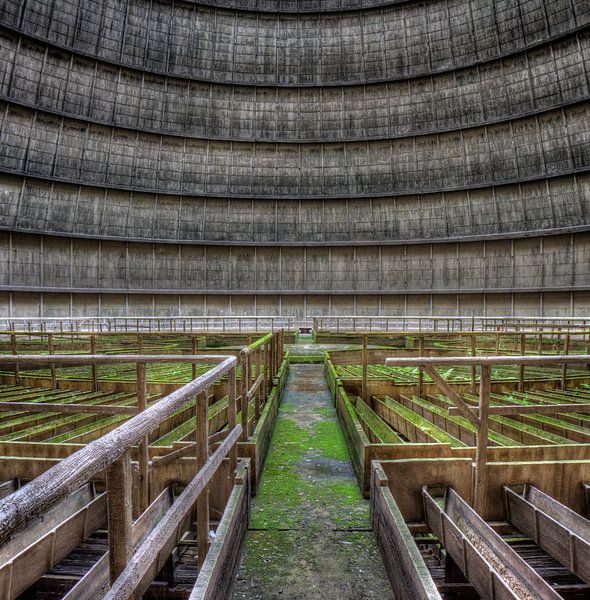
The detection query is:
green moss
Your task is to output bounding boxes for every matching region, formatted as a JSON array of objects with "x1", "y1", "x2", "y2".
[{"x1": 311, "y1": 420, "x2": 350, "y2": 461}]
